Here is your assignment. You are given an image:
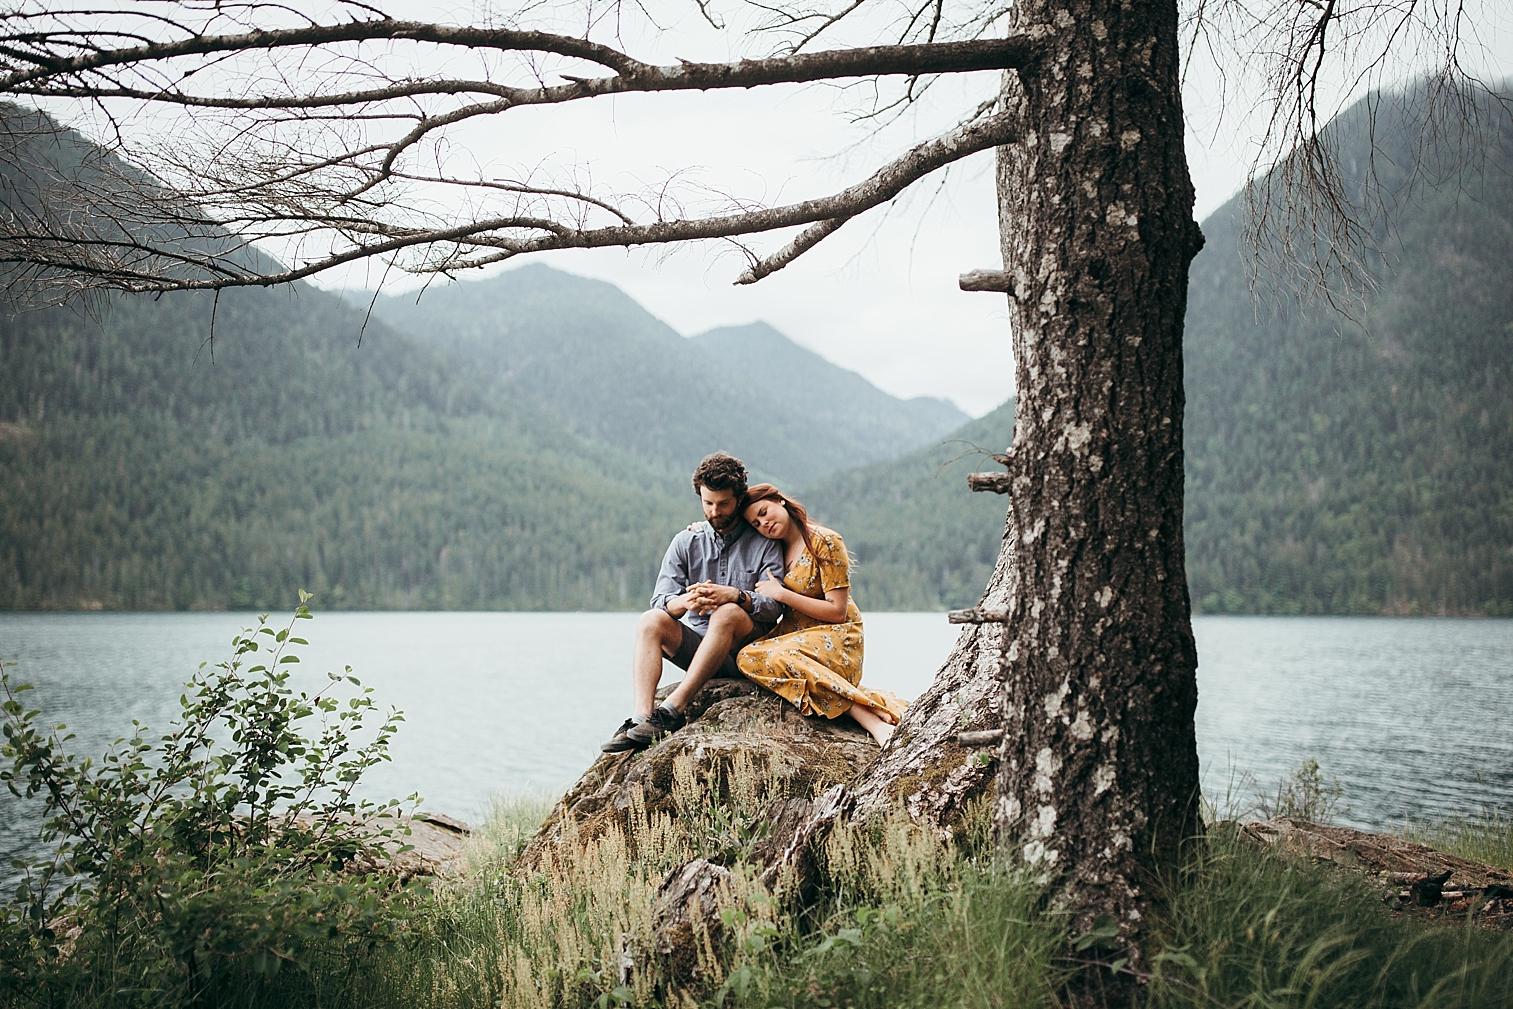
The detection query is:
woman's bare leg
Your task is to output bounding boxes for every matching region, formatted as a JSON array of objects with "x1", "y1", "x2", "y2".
[{"x1": 848, "y1": 702, "x2": 896, "y2": 747}]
